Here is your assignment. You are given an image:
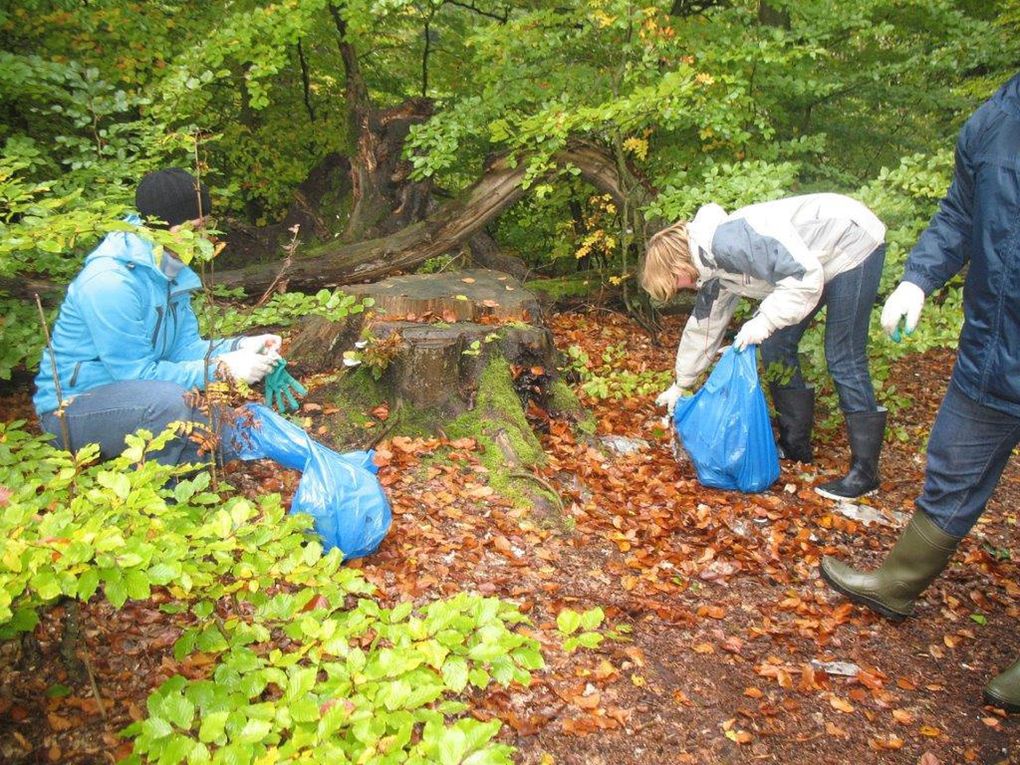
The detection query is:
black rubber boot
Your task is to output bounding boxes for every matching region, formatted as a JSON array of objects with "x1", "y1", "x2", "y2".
[
  {"x1": 770, "y1": 386, "x2": 814, "y2": 463},
  {"x1": 984, "y1": 658, "x2": 1020, "y2": 713},
  {"x1": 820, "y1": 511, "x2": 961, "y2": 621},
  {"x1": 815, "y1": 409, "x2": 887, "y2": 500}
]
